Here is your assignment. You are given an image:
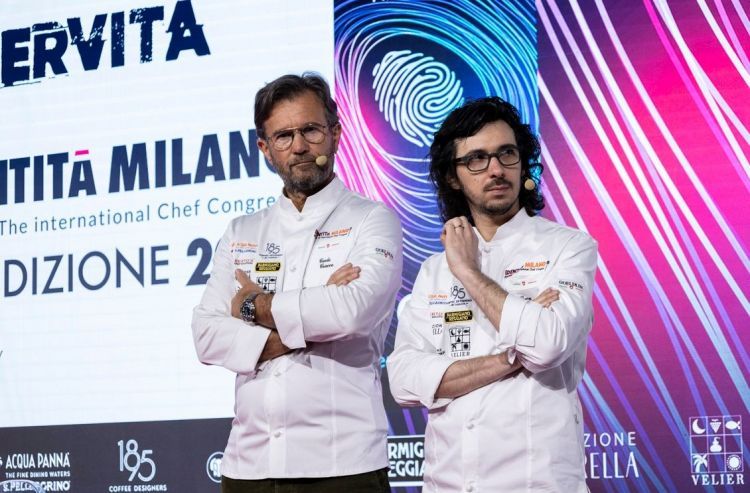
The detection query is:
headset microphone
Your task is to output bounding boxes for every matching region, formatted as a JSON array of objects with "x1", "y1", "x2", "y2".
[{"x1": 315, "y1": 155, "x2": 328, "y2": 166}]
